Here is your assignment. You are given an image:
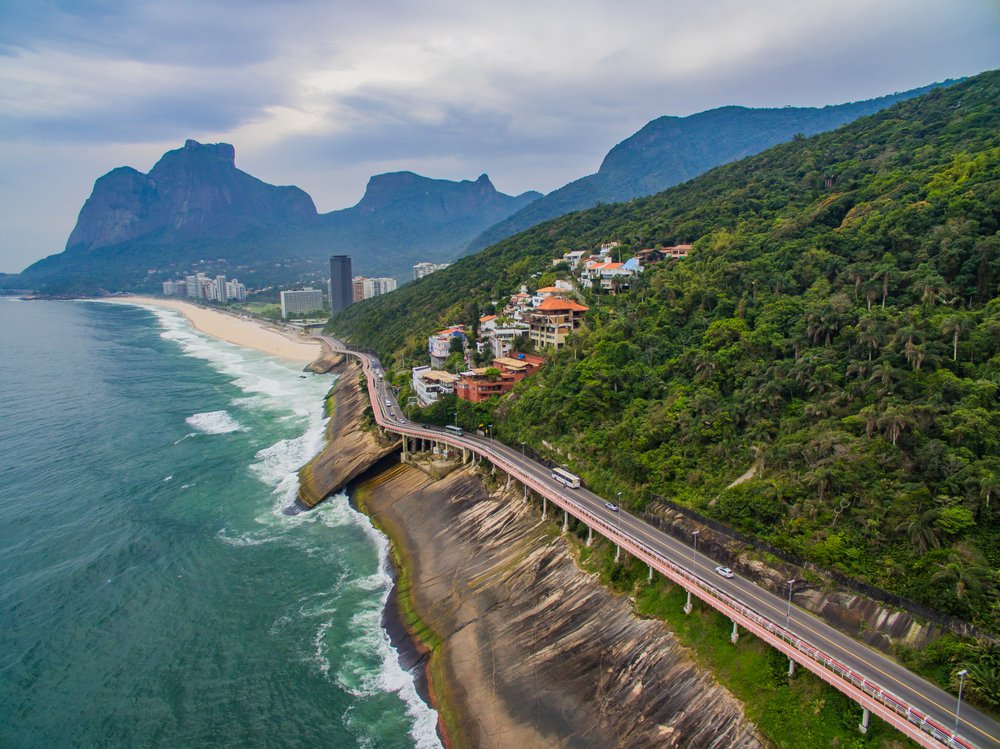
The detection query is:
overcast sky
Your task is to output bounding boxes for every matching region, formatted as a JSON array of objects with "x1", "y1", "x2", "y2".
[{"x1": 1, "y1": 0, "x2": 998, "y2": 273}]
